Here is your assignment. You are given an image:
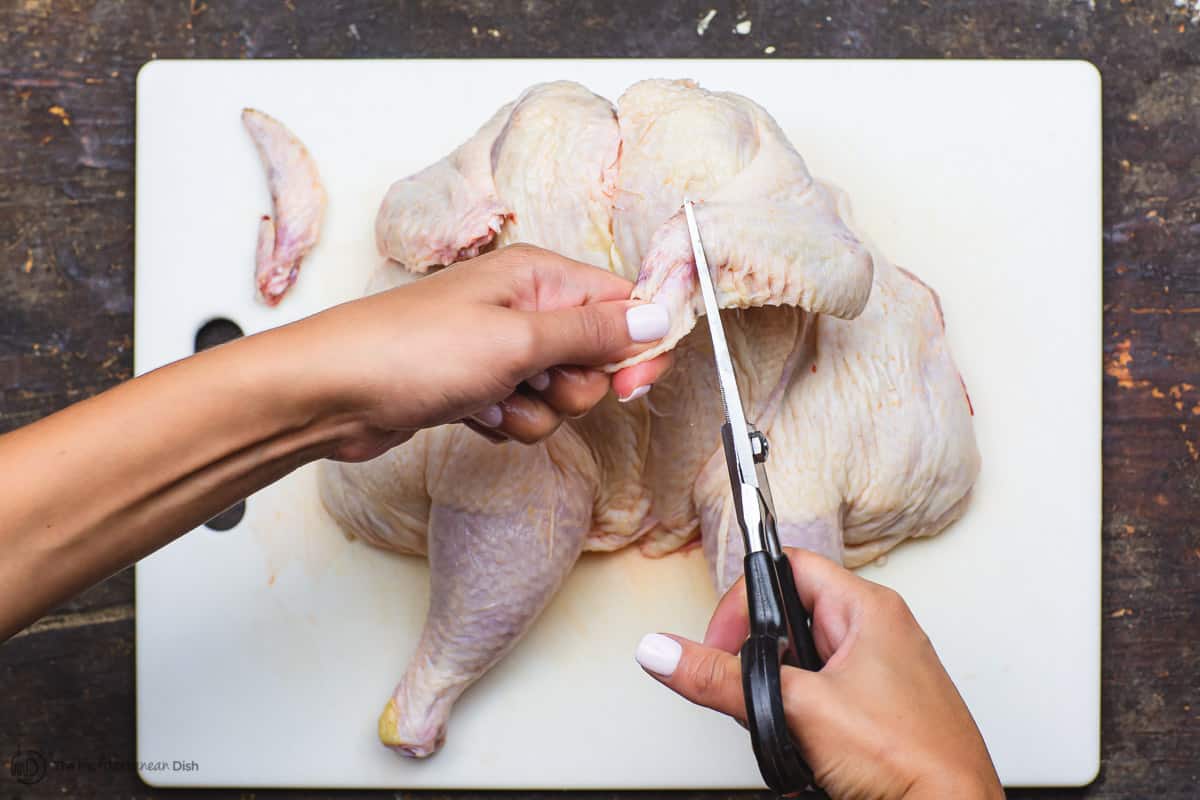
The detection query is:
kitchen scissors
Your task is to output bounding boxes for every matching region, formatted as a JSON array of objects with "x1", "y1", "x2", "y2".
[{"x1": 682, "y1": 199, "x2": 827, "y2": 796}]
